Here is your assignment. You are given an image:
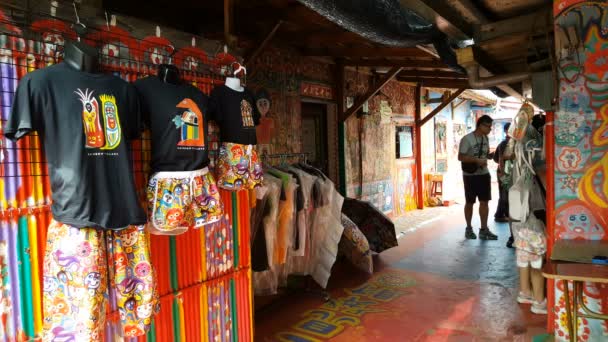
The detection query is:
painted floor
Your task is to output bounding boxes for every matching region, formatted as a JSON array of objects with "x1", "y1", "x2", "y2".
[{"x1": 254, "y1": 200, "x2": 549, "y2": 341}]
